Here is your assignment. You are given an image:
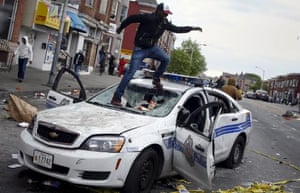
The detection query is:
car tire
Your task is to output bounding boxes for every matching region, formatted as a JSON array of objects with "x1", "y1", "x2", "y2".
[
  {"x1": 224, "y1": 136, "x2": 245, "y2": 168},
  {"x1": 122, "y1": 148, "x2": 160, "y2": 193}
]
